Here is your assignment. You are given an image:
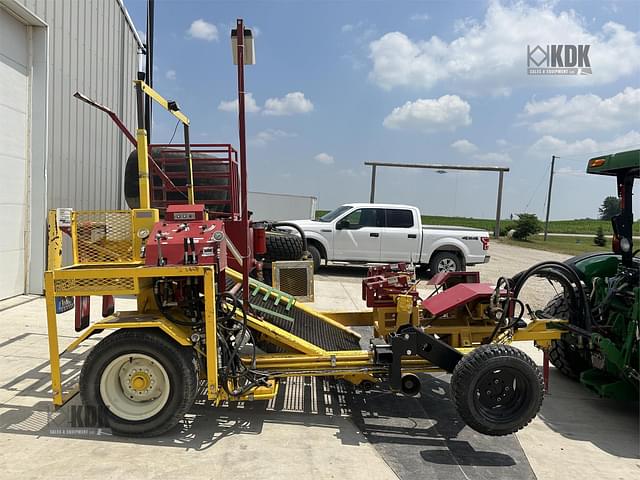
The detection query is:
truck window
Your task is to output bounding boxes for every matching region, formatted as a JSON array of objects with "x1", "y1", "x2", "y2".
[
  {"x1": 385, "y1": 209, "x2": 414, "y2": 228},
  {"x1": 318, "y1": 205, "x2": 352, "y2": 222},
  {"x1": 341, "y1": 208, "x2": 384, "y2": 228}
]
